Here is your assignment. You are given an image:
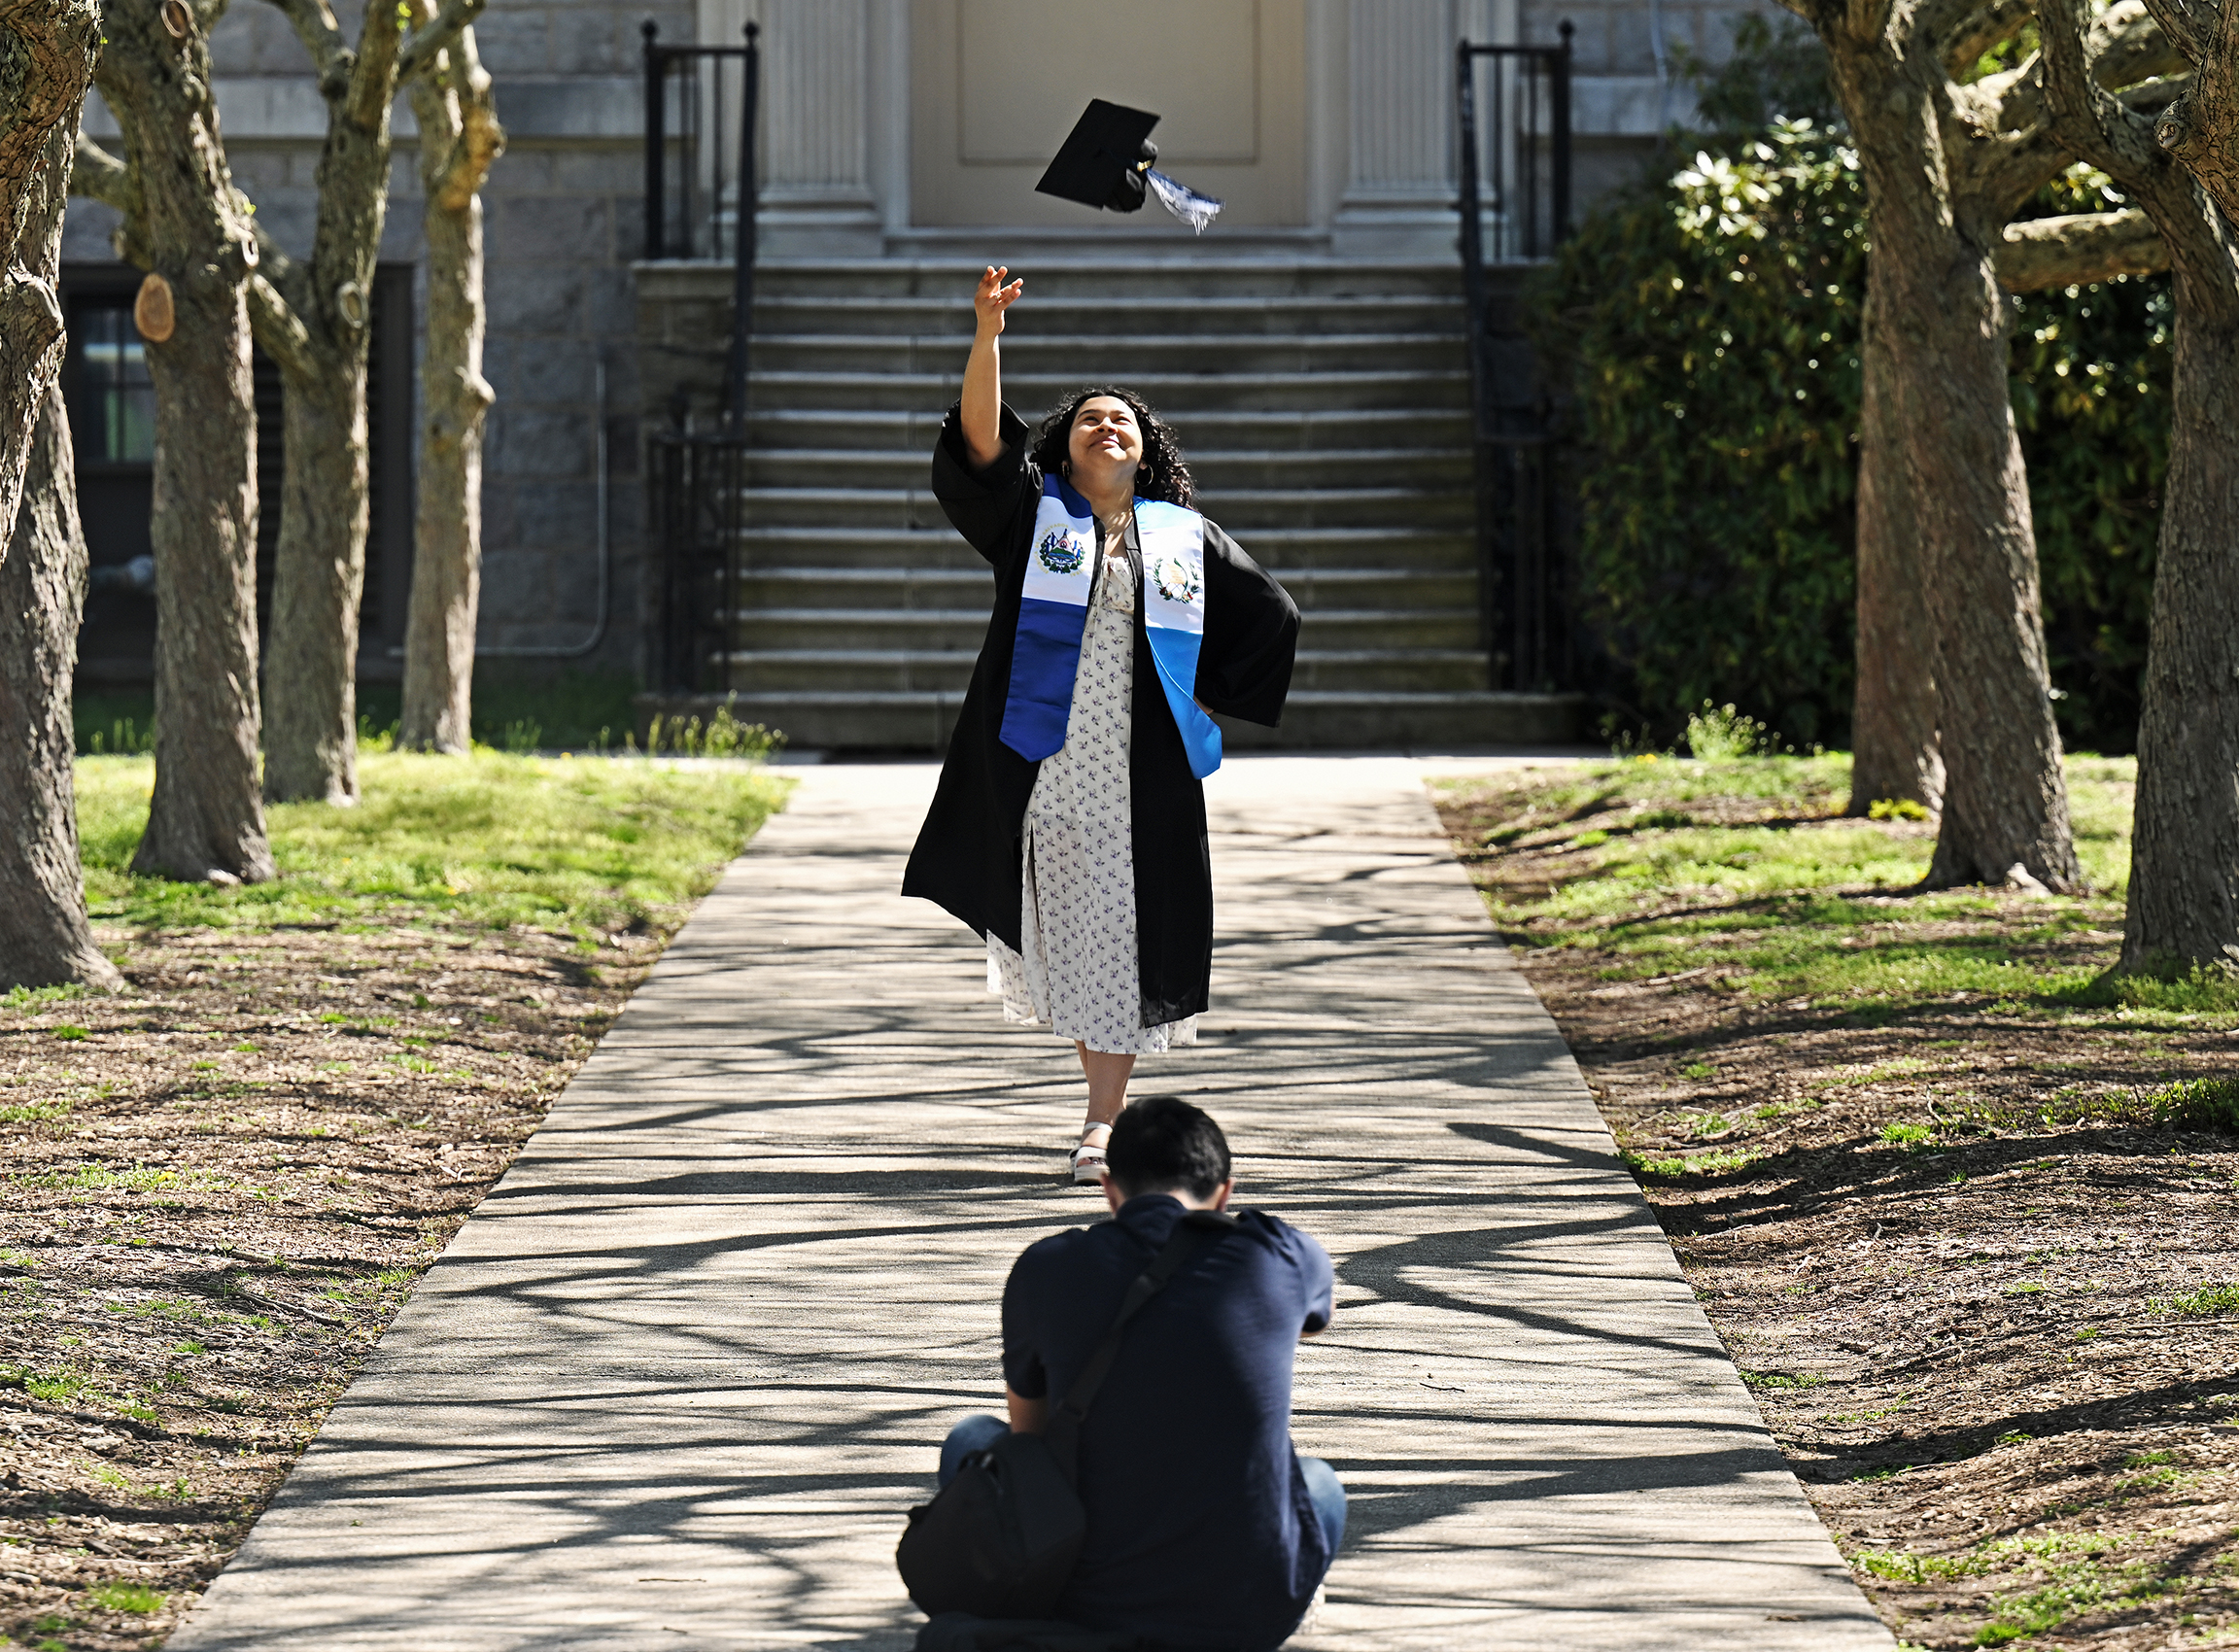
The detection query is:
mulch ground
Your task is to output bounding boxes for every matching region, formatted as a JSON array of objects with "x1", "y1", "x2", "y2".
[
  {"x1": 1434, "y1": 789, "x2": 2239, "y2": 1652},
  {"x1": 0, "y1": 922, "x2": 659, "y2": 1650}
]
